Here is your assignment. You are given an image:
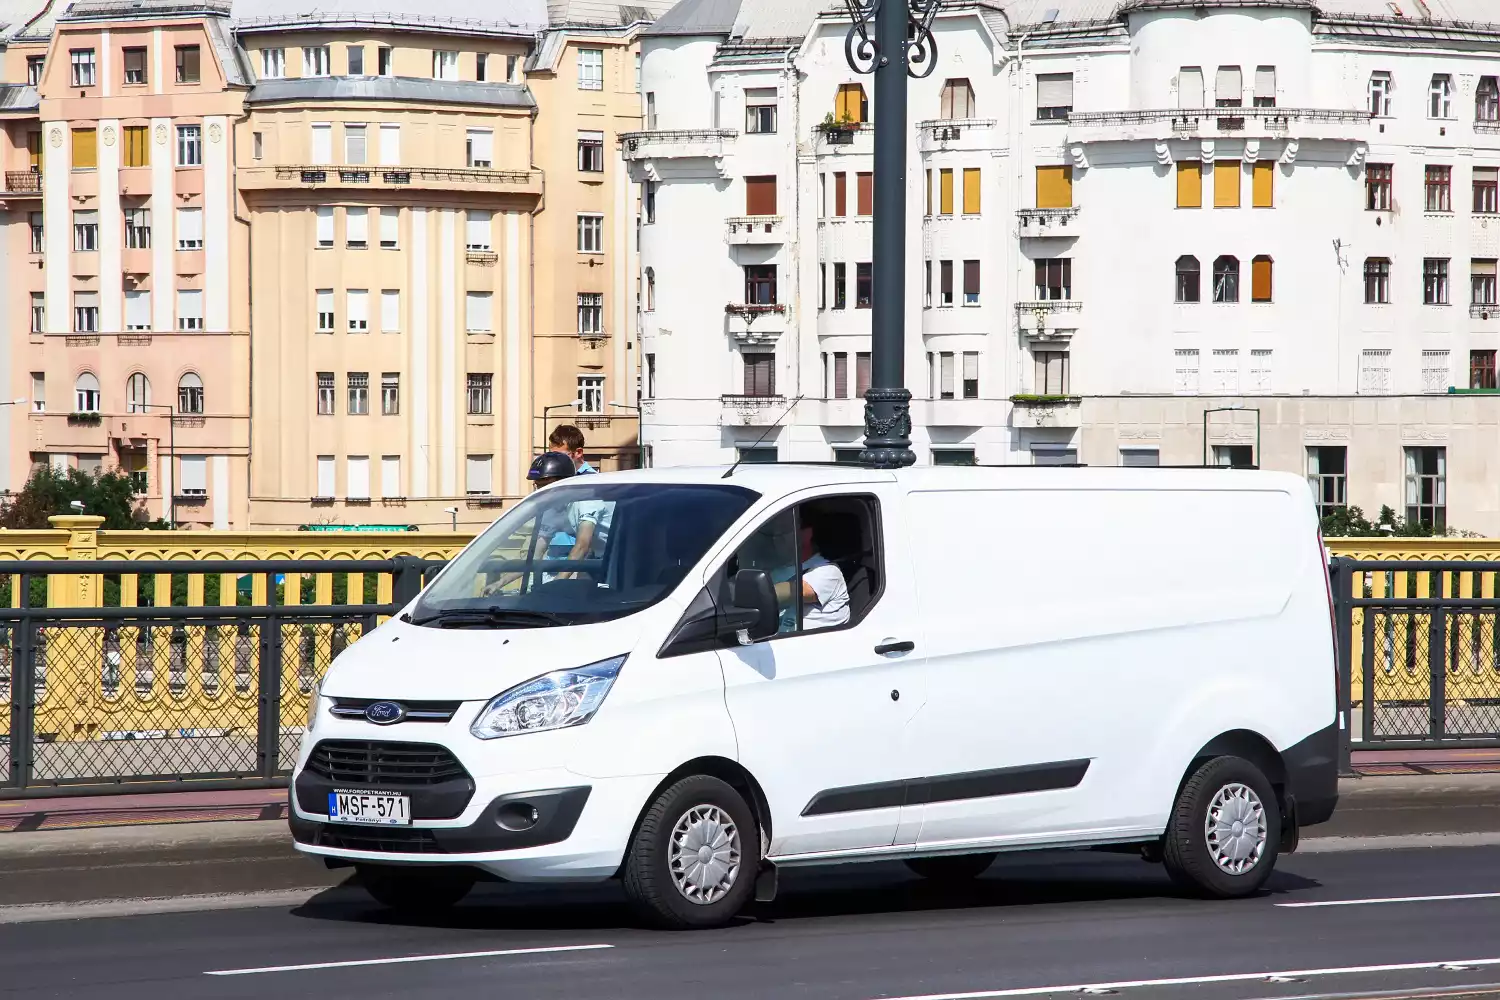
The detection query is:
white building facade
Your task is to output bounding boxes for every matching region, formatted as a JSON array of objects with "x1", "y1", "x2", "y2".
[{"x1": 630, "y1": 0, "x2": 1500, "y2": 535}]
